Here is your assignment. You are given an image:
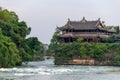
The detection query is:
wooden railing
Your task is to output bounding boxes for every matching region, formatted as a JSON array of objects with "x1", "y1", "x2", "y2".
[{"x1": 62, "y1": 32, "x2": 112, "y2": 35}]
